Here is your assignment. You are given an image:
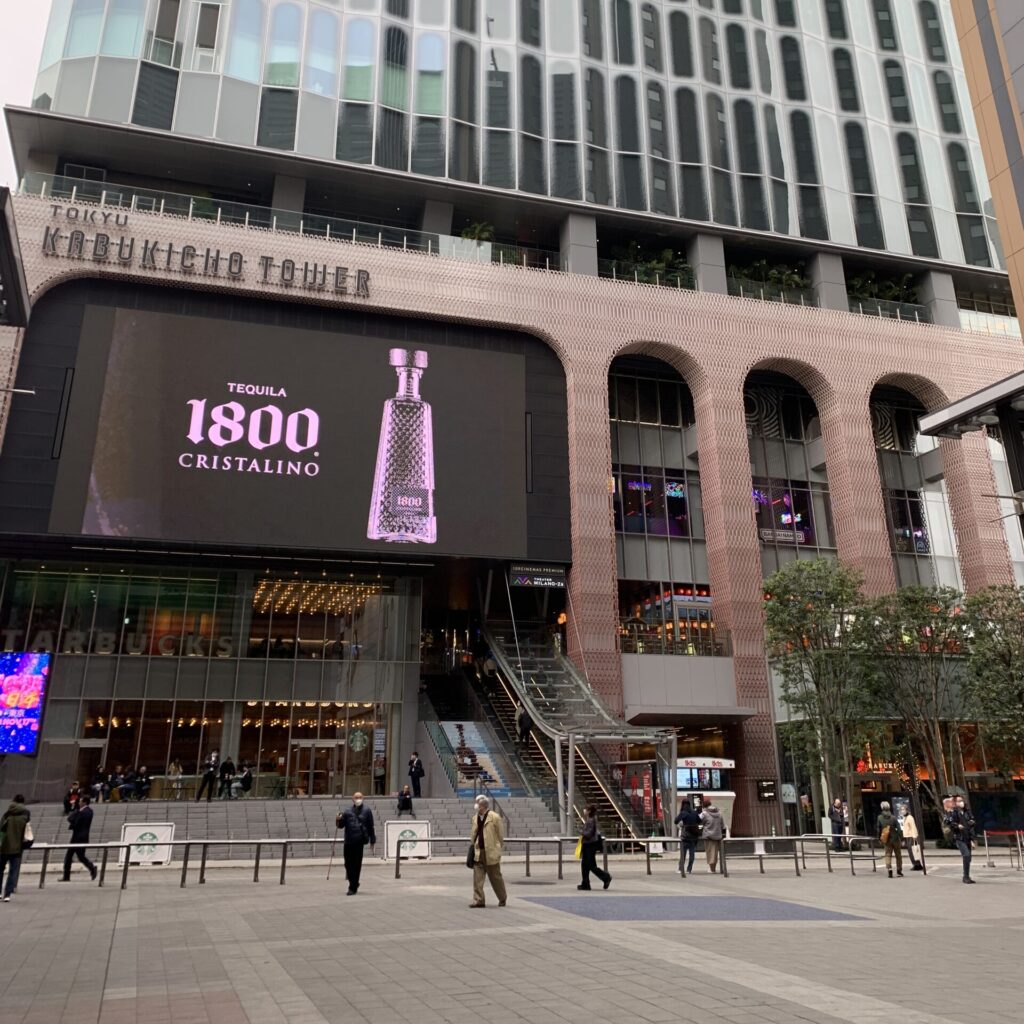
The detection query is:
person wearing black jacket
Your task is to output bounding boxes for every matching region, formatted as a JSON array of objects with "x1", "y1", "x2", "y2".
[
  {"x1": 828, "y1": 798, "x2": 845, "y2": 852},
  {"x1": 1, "y1": 795, "x2": 31, "y2": 901},
  {"x1": 407, "y1": 753, "x2": 425, "y2": 798},
  {"x1": 336, "y1": 792, "x2": 375, "y2": 895},
  {"x1": 196, "y1": 751, "x2": 219, "y2": 802},
  {"x1": 944, "y1": 796, "x2": 977, "y2": 884},
  {"x1": 218, "y1": 756, "x2": 236, "y2": 799},
  {"x1": 577, "y1": 805, "x2": 612, "y2": 891},
  {"x1": 674, "y1": 800, "x2": 702, "y2": 877},
  {"x1": 61, "y1": 796, "x2": 97, "y2": 882}
]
